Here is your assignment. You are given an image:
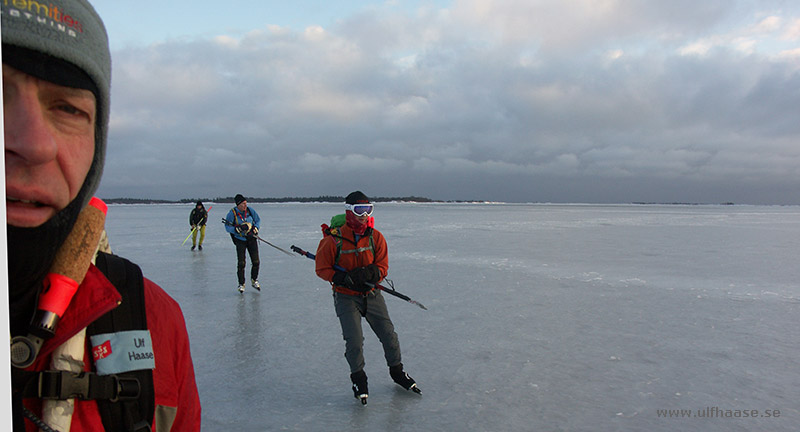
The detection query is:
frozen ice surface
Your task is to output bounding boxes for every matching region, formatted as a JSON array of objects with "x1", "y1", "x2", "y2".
[{"x1": 104, "y1": 203, "x2": 800, "y2": 431}]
